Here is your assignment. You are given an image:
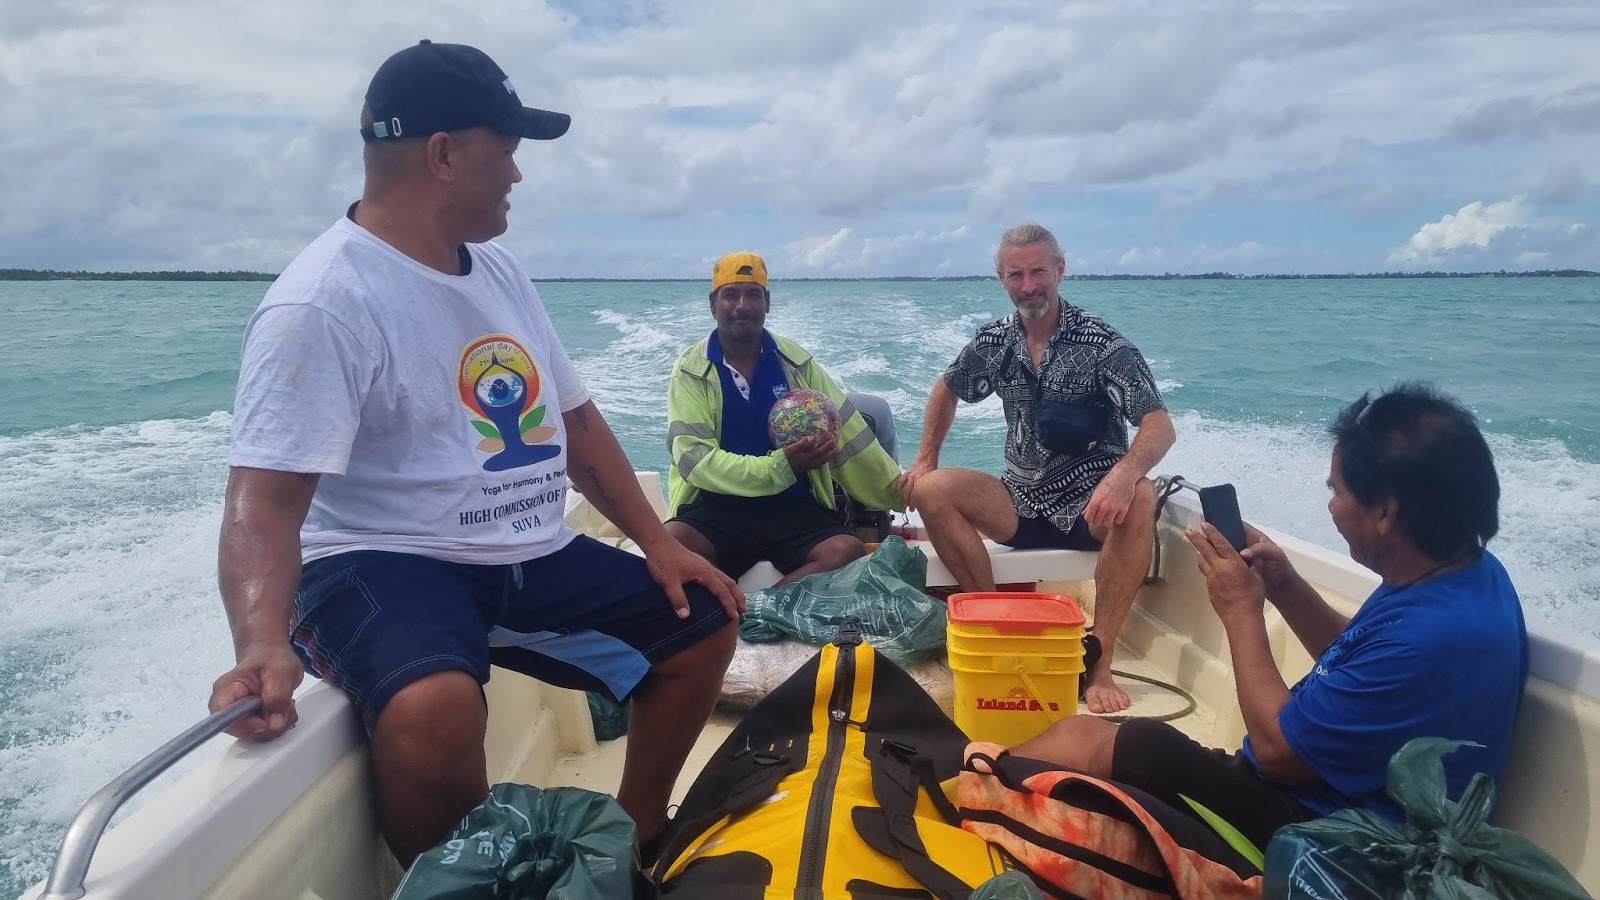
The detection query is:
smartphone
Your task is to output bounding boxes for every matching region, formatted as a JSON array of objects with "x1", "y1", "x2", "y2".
[{"x1": 1198, "y1": 483, "x2": 1248, "y2": 551}]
